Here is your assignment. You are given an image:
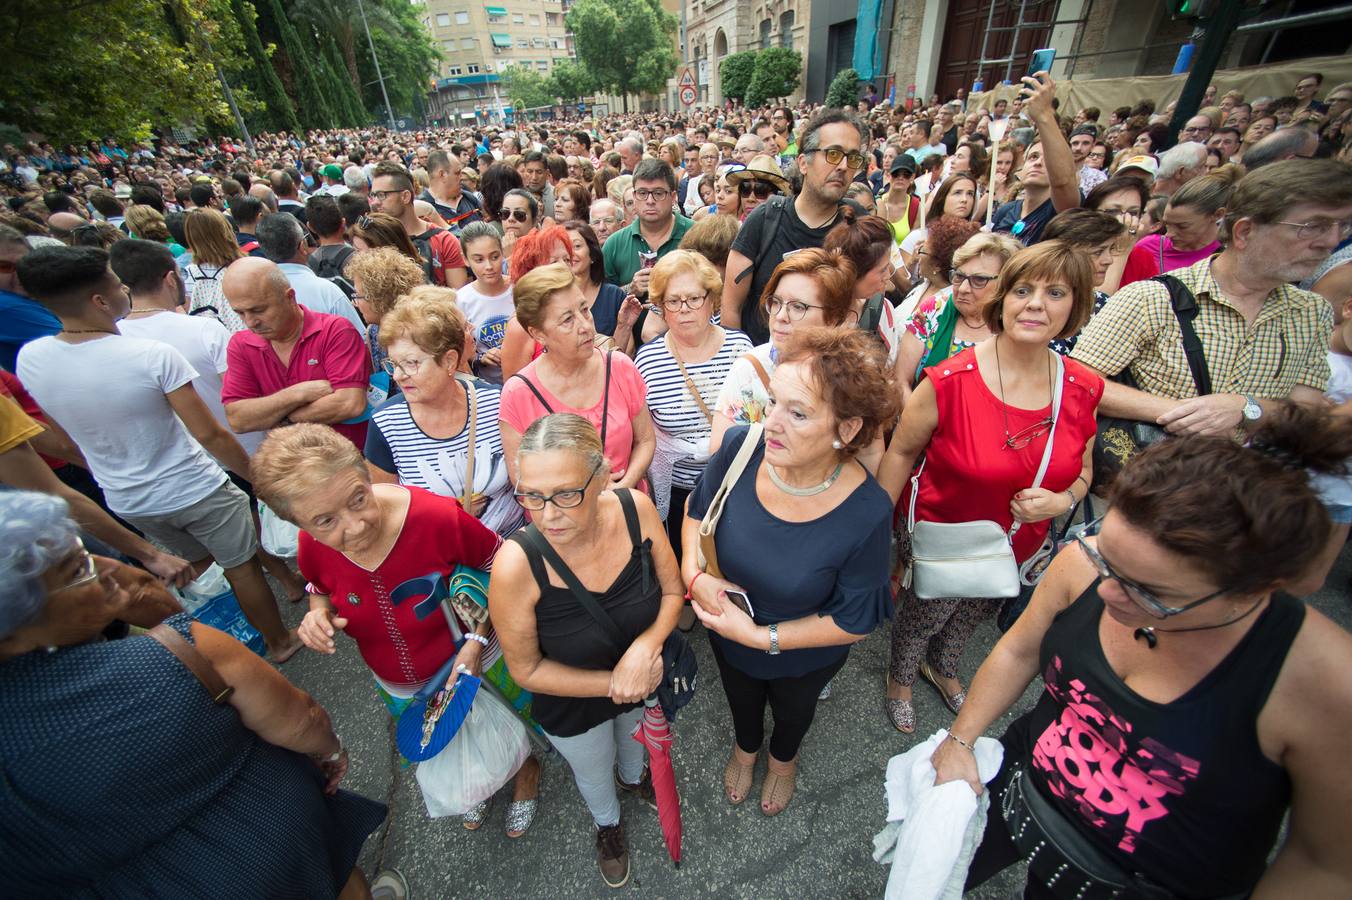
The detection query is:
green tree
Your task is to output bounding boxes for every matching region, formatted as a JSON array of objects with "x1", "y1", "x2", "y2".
[
  {"x1": 501, "y1": 64, "x2": 554, "y2": 112},
  {"x1": 256, "y1": 0, "x2": 337, "y2": 129},
  {"x1": 548, "y1": 60, "x2": 597, "y2": 103},
  {"x1": 358, "y1": 0, "x2": 440, "y2": 119},
  {"x1": 566, "y1": 0, "x2": 678, "y2": 113},
  {"x1": 745, "y1": 48, "x2": 802, "y2": 107},
  {"x1": 718, "y1": 51, "x2": 756, "y2": 104},
  {"x1": 825, "y1": 67, "x2": 861, "y2": 109},
  {"x1": 0, "y1": 0, "x2": 253, "y2": 142}
]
